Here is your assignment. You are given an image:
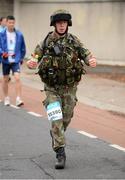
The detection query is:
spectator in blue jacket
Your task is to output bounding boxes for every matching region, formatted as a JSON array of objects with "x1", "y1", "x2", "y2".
[
  {"x1": 0, "y1": 17, "x2": 7, "y2": 32},
  {"x1": 0, "y1": 15, "x2": 26, "y2": 106}
]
